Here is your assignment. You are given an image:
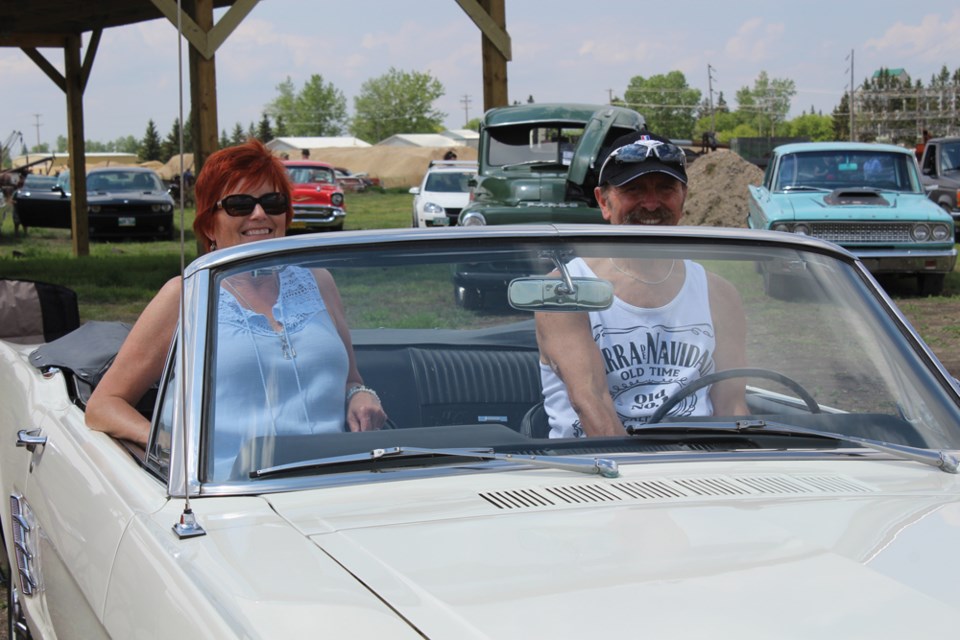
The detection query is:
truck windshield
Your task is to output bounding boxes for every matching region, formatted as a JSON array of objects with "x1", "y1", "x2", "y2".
[{"x1": 487, "y1": 125, "x2": 583, "y2": 167}]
